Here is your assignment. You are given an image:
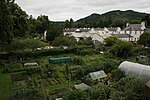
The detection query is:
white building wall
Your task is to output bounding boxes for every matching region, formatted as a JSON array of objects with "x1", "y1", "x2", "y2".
[
  {"x1": 64, "y1": 27, "x2": 146, "y2": 44},
  {"x1": 130, "y1": 31, "x2": 144, "y2": 42},
  {"x1": 119, "y1": 38, "x2": 129, "y2": 41}
]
